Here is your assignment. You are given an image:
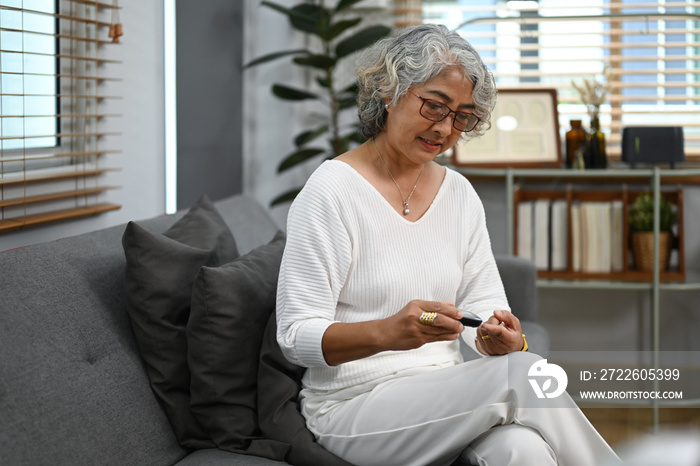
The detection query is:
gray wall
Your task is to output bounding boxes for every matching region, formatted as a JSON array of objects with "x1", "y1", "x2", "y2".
[{"x1": 176, "y1": 0, "x2": 243, "y2": 209}]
